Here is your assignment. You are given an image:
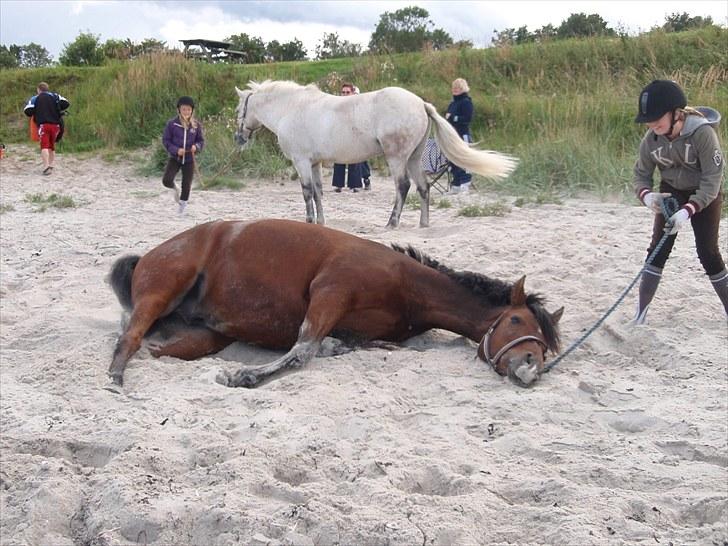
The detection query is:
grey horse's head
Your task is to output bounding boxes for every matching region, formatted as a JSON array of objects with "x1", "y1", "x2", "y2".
[{"x1": 234, "y1": 86, "x2": 260, "y2": 148}]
